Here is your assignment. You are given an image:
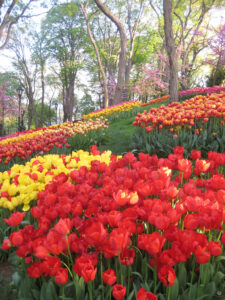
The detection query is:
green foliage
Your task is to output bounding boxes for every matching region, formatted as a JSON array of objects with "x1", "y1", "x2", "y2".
[
  {"x1": 32, "y1": 103, "x2": 57, "y2": 127},
  {"x1": 67, "y1": 129, "x2": 108, "y2": 152},
  {"x1": 207, "y1": 66, "x2": 225, "y2": 87},
  {"x1": 78, "y1": 92, "x2": 98, "y2": 116},
  {"x1": 132, "y1": 117, "x2": 225, "y2": 158},
  {"x1": 1, "y1": 249, "x2": 225, "y2": 299},
  {"x1": 41, "y1": 1, "x2": 88, "y2": 94},
  {"x1": 132, "y1": 30, "x2": 162, "y2": 66},
  {"x1": 0, "y1": 72, "x2": 20, "y2": 97}
]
